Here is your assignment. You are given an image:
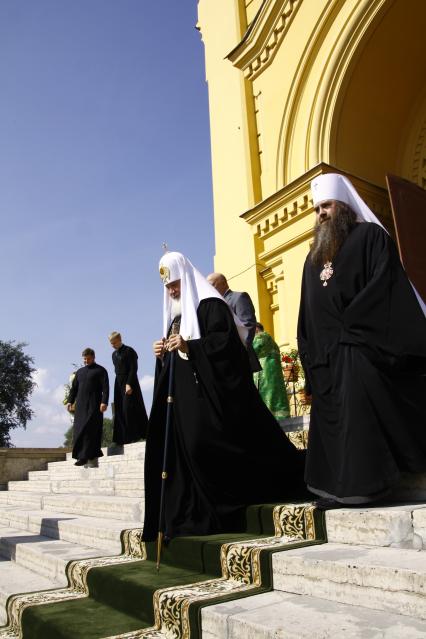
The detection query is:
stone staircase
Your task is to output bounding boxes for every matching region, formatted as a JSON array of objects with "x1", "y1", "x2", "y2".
[
  {"x1": 202, "y1": 502, "x2": 426, "y2": 637},
  {"x1": 0, "y1": 442, "x2": 145, "y2": 627},
  {"x1": 1, "y1": 440, "x2": 426, "y2": 637}
]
